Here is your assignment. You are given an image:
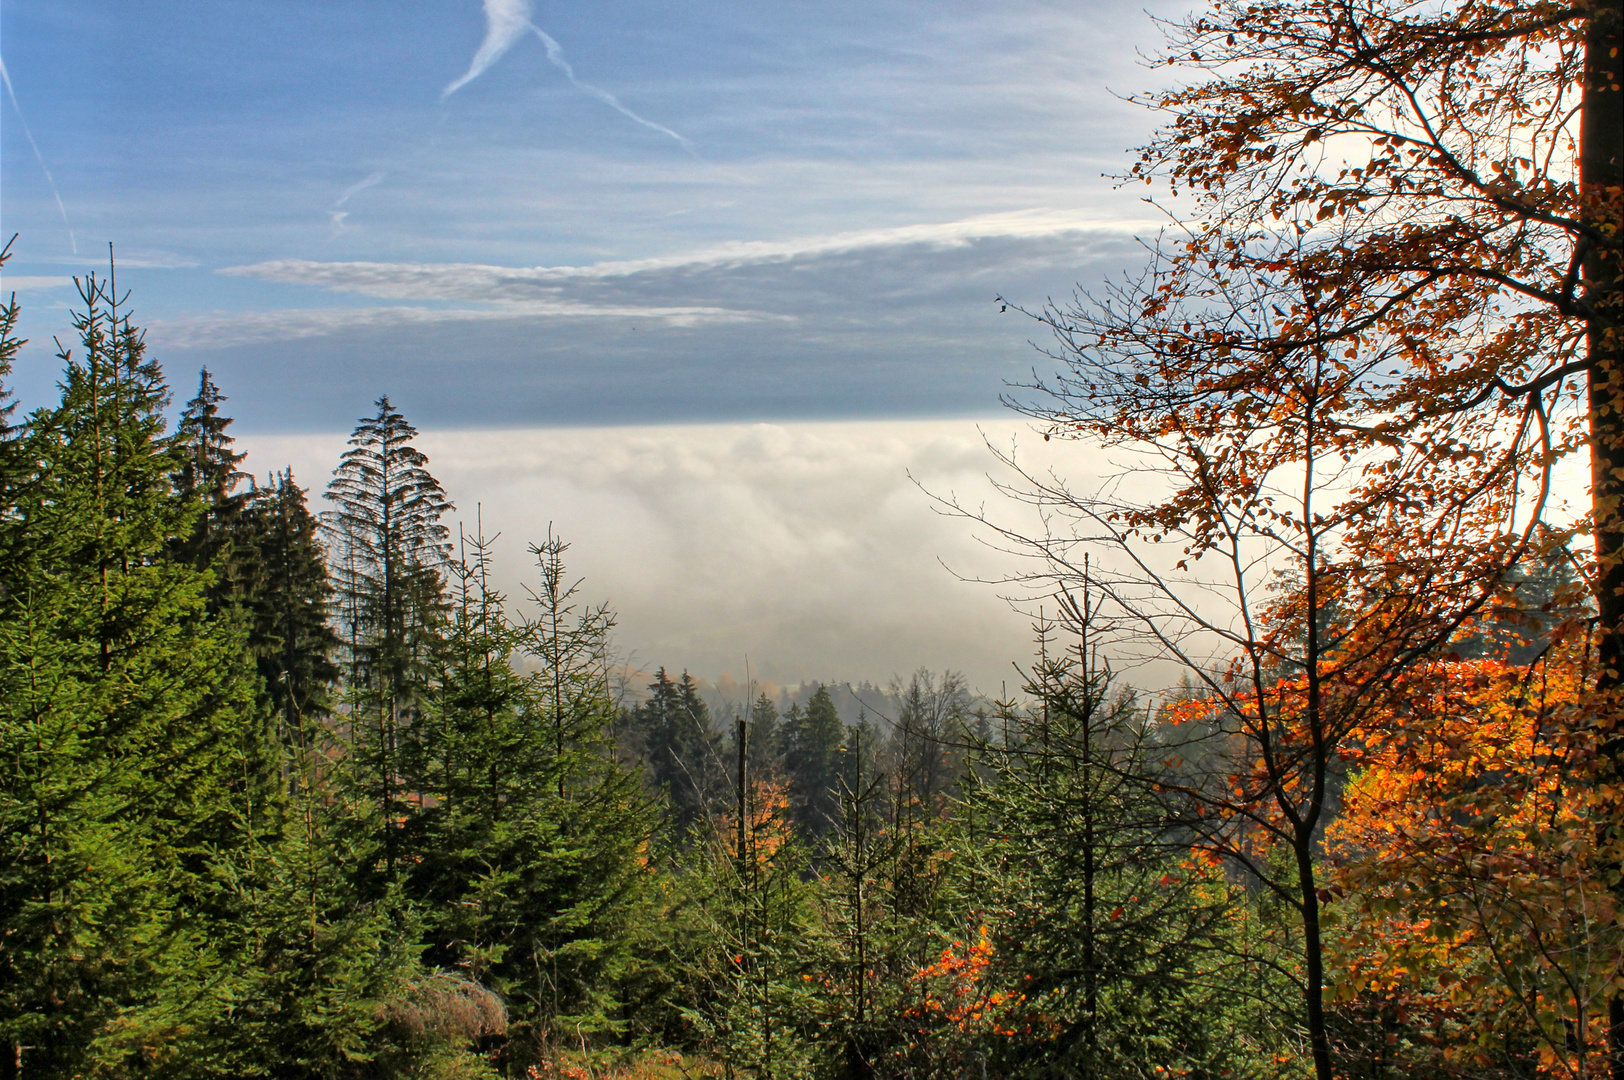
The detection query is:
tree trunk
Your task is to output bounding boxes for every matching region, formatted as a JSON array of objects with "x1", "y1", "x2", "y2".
[{"x1": 1585, "y1": 3, "x2": 1624, "y2": 1073}]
